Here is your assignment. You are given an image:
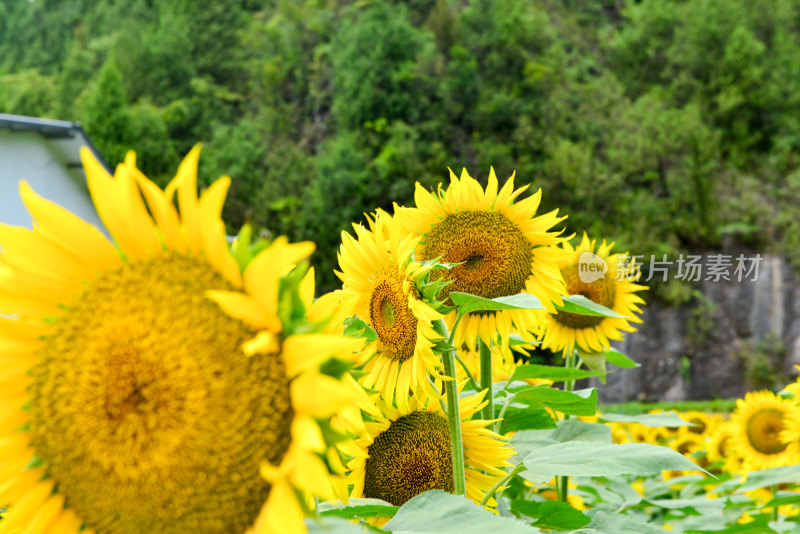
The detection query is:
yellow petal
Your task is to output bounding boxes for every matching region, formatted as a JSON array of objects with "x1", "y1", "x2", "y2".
[
  {"x1": 19, "y1": 181, "x2": 119, "y2": 271},
  {"x1": 135, "y1": 170, "x2": 187, "y2": 253},
  {"x1": 198, "y1": 176, "x2": 242, "y2": 287},
  {"x1": 242, "y1": 331, "x2": 280, "y2": 356},
  {"x1": 206, "y1": 290, "x2": 280, "y2": 332},
  {"x1": 291, "y1": 373, "x2": 358, "y2": 417},
  {"x1": 0, "y1": 479, "x2": 53, "y2": 533},
  {"x1": 245, "y1": 238, "x2": 315, "y2": 316},
  {"x1": 81, "y1": 148, "x2": 161, "y2": 258},
  {"x1": 292, "y1": 417, "x2": 325, "y2": 453},
  {"x1": 251, "y1": 480, "x2": 306, "y2": 534},
  {"x1": 46, "y1": 507, "x2": 83, "y2": 534},
  {"x1": 20, "y1": 494, "x2": 64, "y2": 534},
  {"x1": 282, "y1": 334, "x2": 361, "y2": 376},
  {"x1": 174, "y1": 145, "x2": 203, "y2": 254}
]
